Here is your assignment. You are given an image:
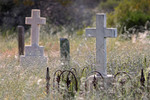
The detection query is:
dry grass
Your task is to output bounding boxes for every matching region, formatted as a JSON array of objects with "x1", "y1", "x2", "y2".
[{"x1": 0, "y1": 30, "x2": 150, "y2": 99}]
